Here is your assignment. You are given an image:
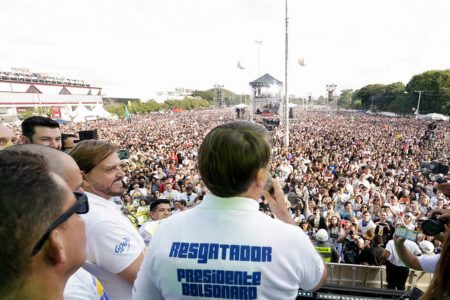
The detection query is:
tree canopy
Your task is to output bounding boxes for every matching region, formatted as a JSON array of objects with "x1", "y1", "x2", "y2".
[{"x1": 340, "y1": 69, "x2": 450, "y2": 114}]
